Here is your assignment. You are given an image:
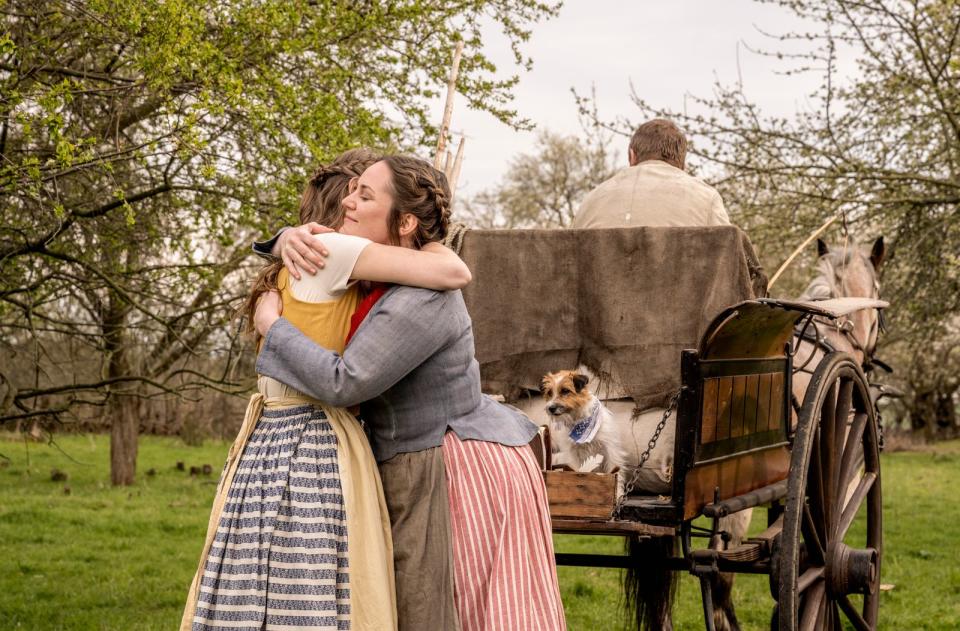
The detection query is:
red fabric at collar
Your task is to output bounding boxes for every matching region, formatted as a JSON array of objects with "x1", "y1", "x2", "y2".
[{"x1": 346, "y1": 283, "x2": 391, "y2": 346}]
